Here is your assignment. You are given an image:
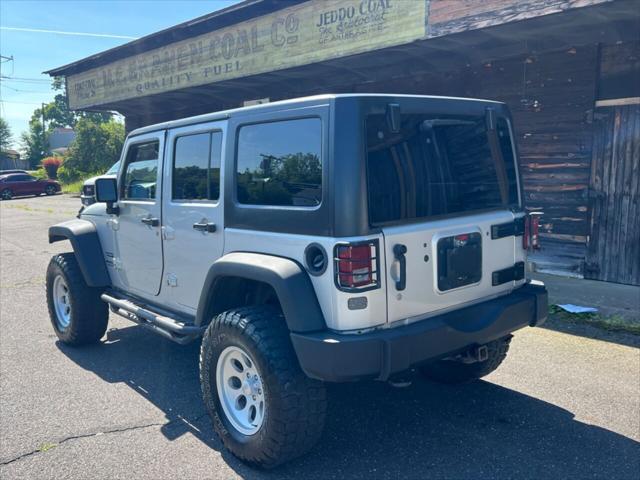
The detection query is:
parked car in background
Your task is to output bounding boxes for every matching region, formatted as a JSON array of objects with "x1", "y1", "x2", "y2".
[
  {"x1": 80, "y1": 161, "x2": 120, "y2": 208},
  {"x1": 0, "y1": 173, "x2": 60, "y2": 200},
  {"x1": 0, "y1": 169, "x2": 28, "y2": 175}
]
